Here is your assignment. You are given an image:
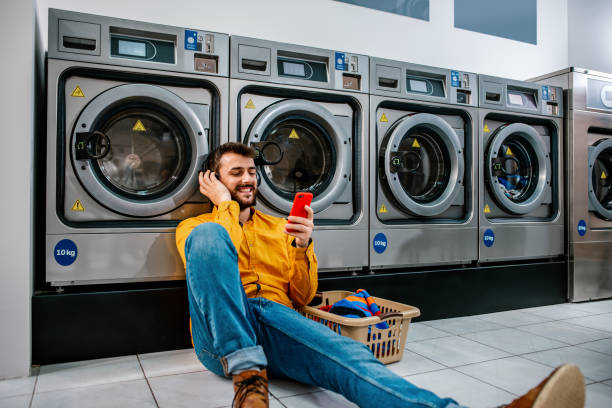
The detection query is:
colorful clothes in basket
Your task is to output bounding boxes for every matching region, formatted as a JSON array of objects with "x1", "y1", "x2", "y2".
[{"x1": 326, "y1": 289, "x2": 390, "y2": 329}]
